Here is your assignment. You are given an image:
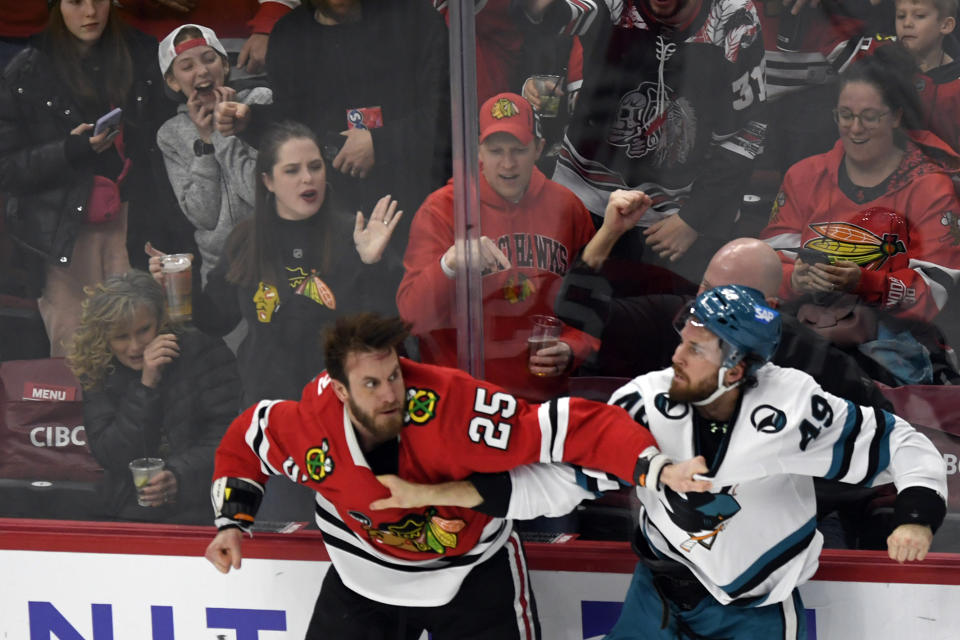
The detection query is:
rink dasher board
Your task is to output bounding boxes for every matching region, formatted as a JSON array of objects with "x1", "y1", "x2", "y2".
[{"x1": 2, "y1": 550, "x2": 960, "y2": 640}]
